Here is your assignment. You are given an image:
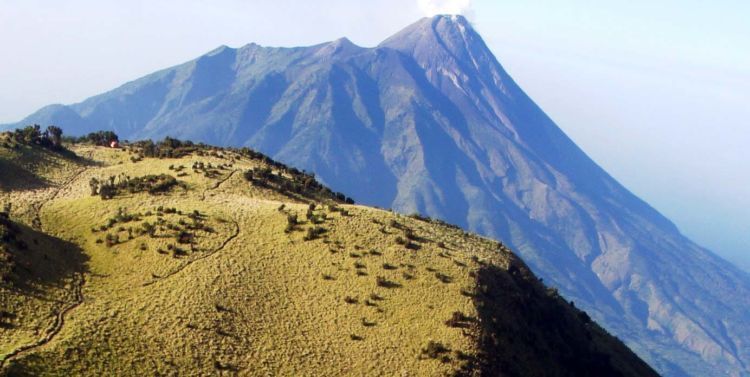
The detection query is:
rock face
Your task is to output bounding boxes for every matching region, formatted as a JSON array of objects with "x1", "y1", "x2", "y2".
[{"x1": 7, "y1": 15, "x2": 750, "y2": 376}]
